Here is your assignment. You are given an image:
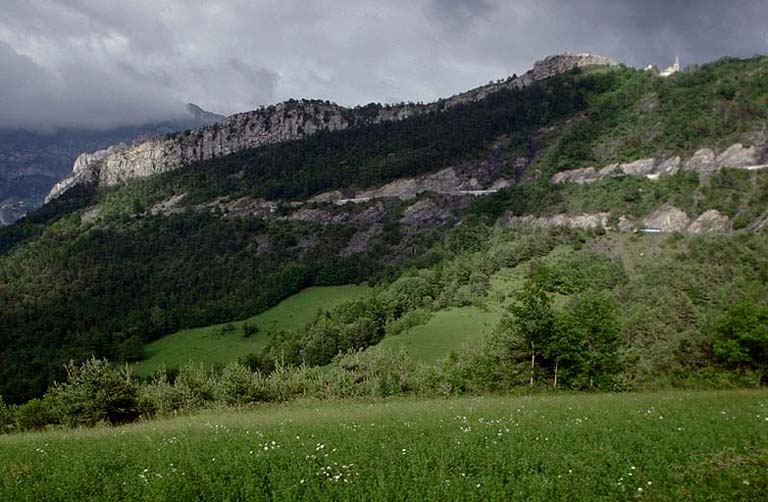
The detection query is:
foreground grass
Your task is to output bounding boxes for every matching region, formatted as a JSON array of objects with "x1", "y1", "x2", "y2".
[
  {"x1": 2, "y1": 390, "x2": 767, "y2": 501},
  {"x1": 133, "y1": 285, "x2": 371, "y2": 376}
]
